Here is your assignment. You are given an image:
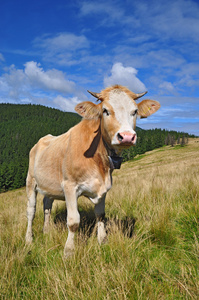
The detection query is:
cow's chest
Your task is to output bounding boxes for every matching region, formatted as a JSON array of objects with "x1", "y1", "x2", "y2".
[{"x1": 77, "y1": 170, "x2": 112, "y2": 204}]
